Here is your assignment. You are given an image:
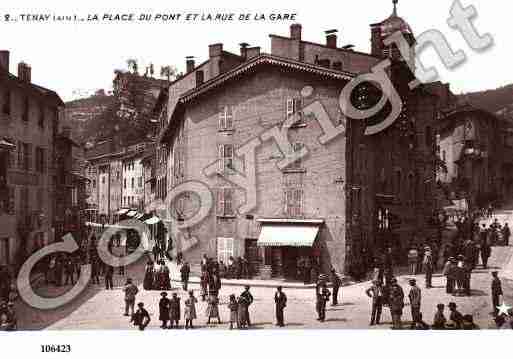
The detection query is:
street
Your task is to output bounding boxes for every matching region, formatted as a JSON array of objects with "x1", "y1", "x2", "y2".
[{"x1": 14, "y1": 238, "x2": 513, "y2": 330}]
